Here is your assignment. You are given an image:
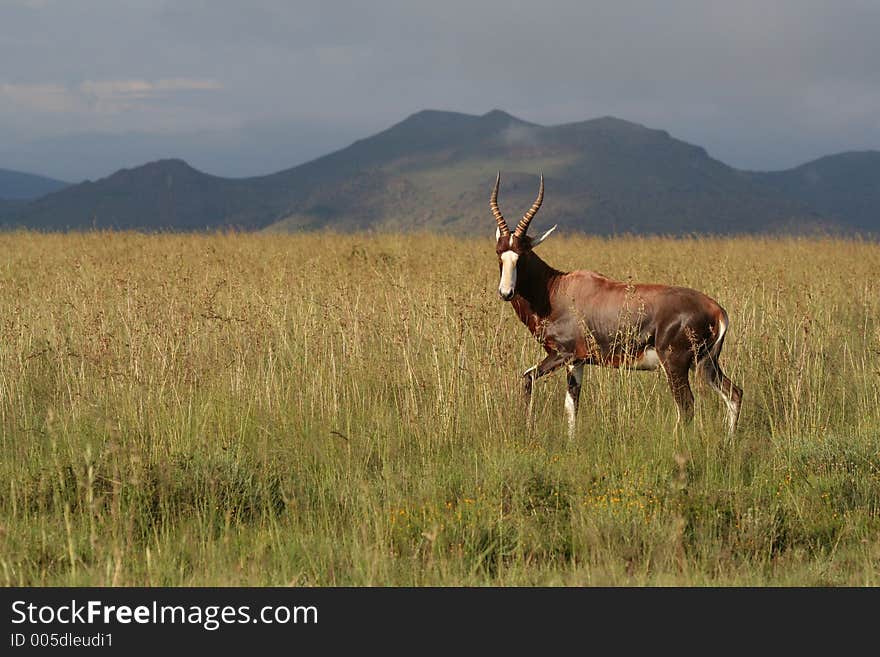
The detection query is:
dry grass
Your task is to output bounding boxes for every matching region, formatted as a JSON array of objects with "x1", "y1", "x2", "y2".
[{"x1": 0, "y1": 230, "x2": 878, "y2": 585}]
